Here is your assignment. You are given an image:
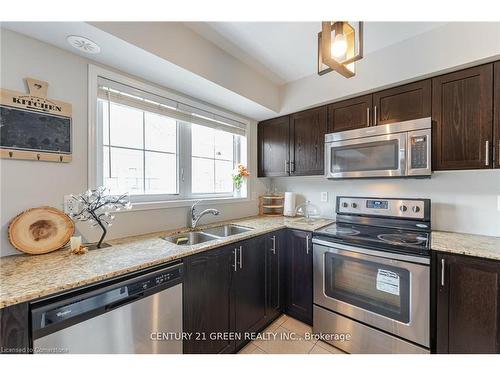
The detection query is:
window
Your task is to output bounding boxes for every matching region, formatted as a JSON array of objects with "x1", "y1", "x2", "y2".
[
  {"x1": 191, "y1": 124, "x2": 235, "y2": 194},
  {"x1": 94, "y1": 73, "x2": 248, "y2": 204},
  {"x1": 101, "y1": 101, "x2": 178, "y2": 196}
]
